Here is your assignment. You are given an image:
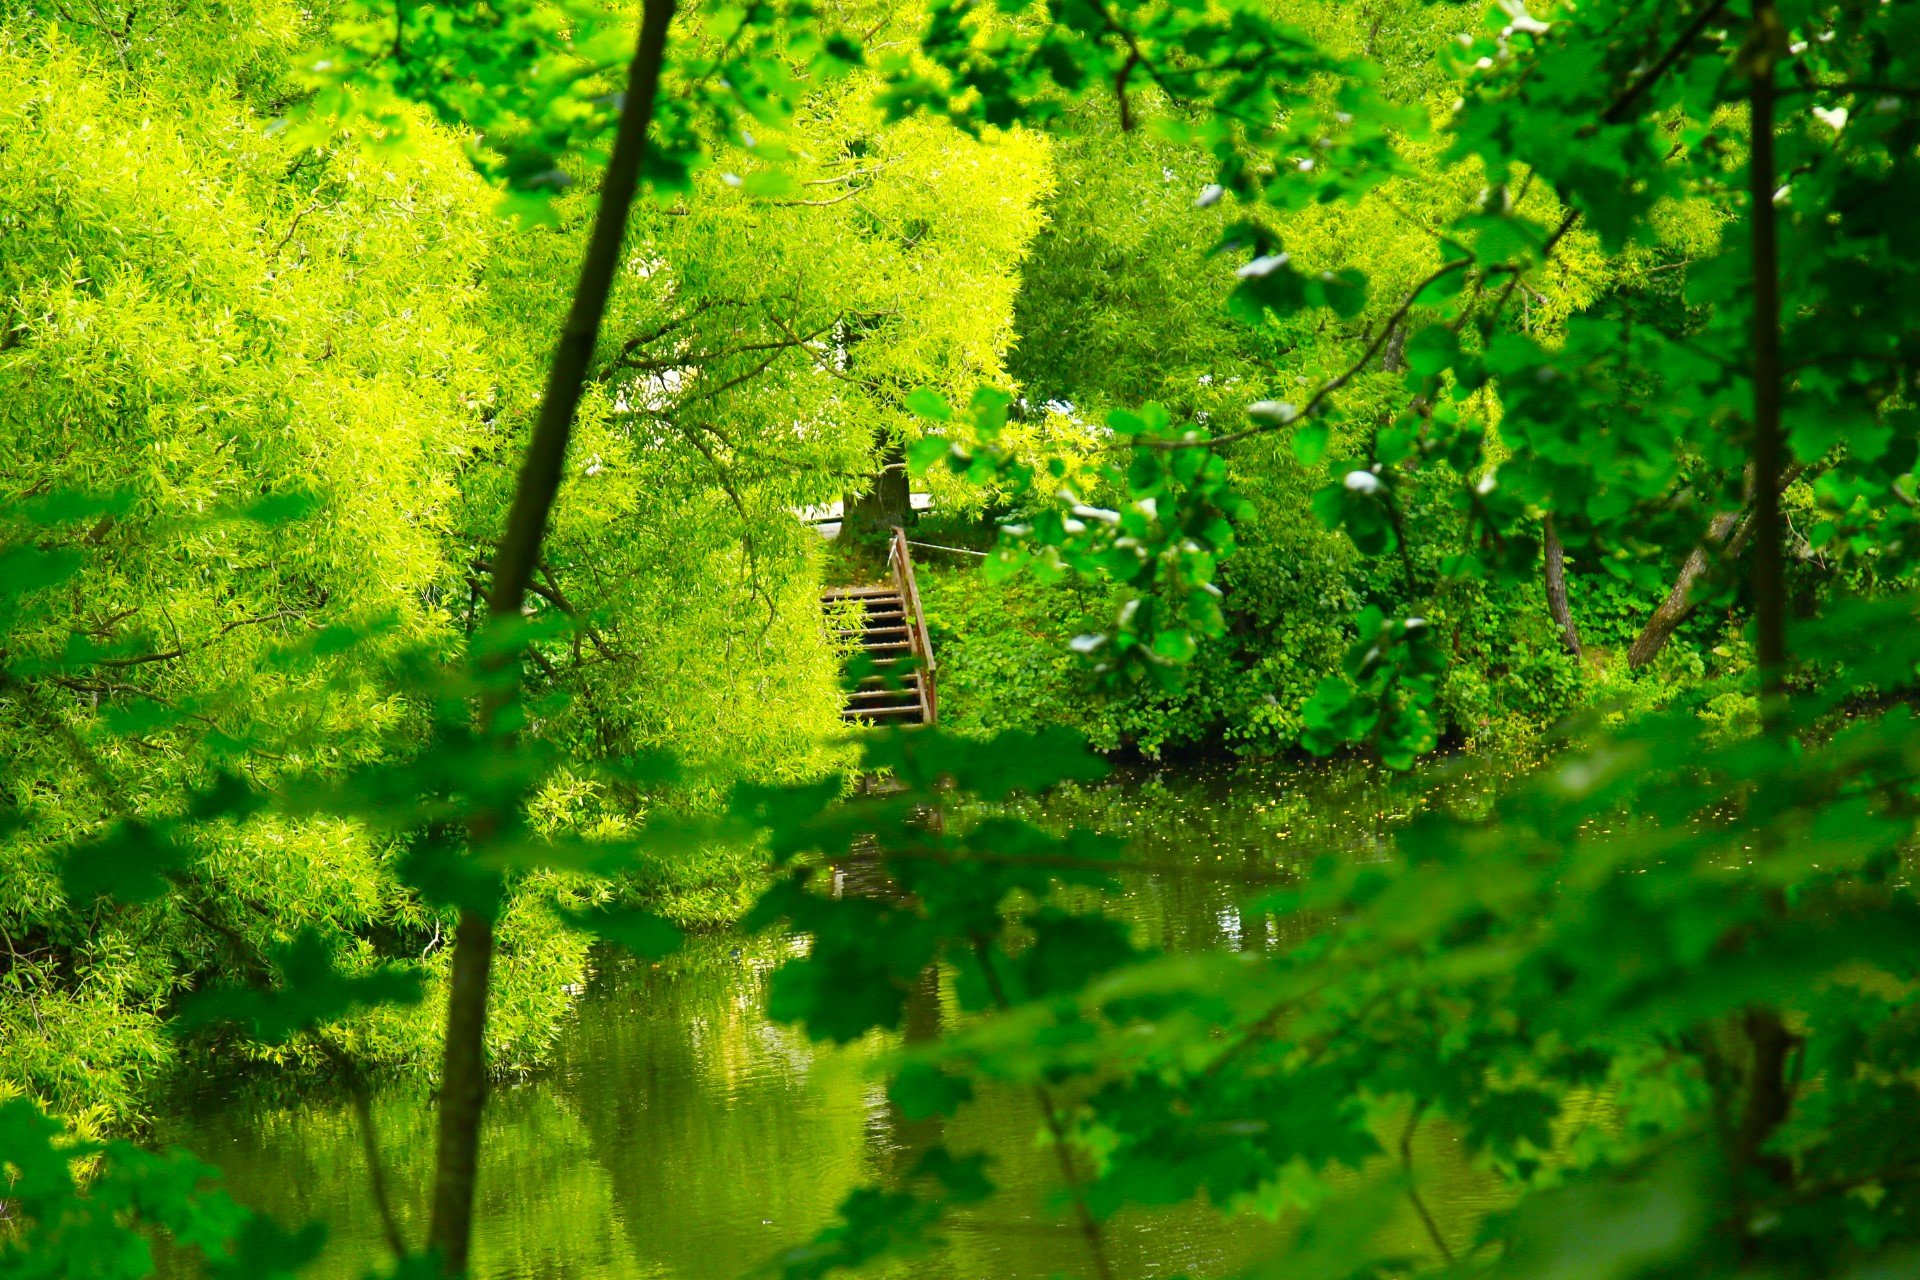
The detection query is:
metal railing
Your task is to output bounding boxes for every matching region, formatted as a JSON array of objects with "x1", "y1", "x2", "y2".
[{"x1": 887, "y1": 526, "x2": 938, "y2": 724}]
